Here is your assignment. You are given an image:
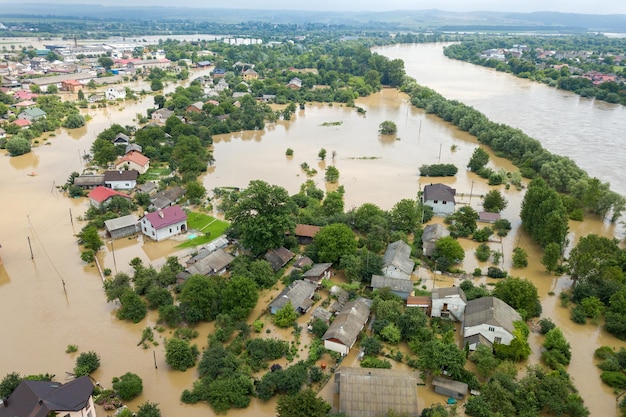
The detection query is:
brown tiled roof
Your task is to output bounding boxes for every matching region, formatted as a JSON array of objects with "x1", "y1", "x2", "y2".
[{"x1": 295, "y1": 224, "x2": 321, "y2": 238}]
